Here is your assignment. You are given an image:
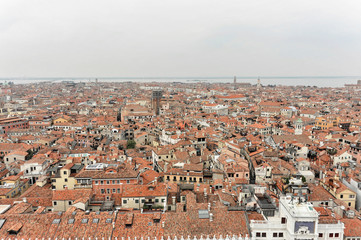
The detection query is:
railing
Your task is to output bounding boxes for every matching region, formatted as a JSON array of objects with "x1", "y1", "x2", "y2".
[
  {"x1": 23, "y1": 171, "x2": 46, "y2": 176},
  {"x1": 74, "y1": 184, "x2": 92, "y2": 189},
  {"x1": 250, "y1": 220, "x2": 268, "y2": 224},
  {"x1": 0, "y1": 184, "x2": 17, "y2": 188}
]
